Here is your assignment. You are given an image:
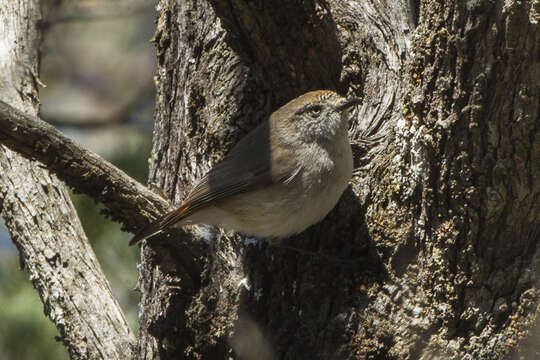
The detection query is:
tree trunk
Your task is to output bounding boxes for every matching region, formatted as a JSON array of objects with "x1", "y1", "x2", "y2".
[
  {"x1": 138, "y1": 0, "x2": 540, "y2": 359},
  {"x1": 0, "y1": 1, "x2": 135, "y2": 359},
  {"x1": 1, "y1": 0, "x2": 538, "y2": 359}
]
